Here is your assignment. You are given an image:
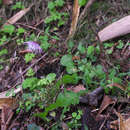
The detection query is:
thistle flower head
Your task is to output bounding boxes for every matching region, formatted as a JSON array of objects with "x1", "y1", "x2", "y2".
[{"x1": 23, "y1": 41, "x2": 43, "y2": 54}]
